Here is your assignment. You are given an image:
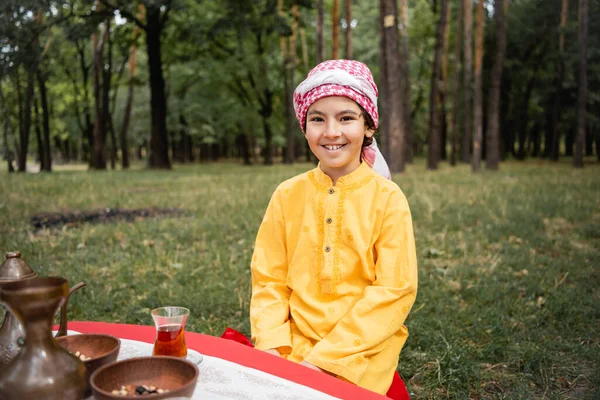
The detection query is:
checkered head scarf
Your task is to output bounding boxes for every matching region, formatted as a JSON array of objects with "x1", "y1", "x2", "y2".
[{"x1": 293, "y1": 59, "x2": 391, "y2": 180}]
